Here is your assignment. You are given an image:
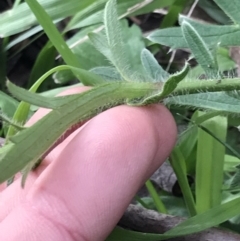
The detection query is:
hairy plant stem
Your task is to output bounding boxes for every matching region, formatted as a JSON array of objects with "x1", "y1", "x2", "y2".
[
  {"x1": 2, "y1": 77, "x2": 240, "y2": 185},
  {"x1": 173, "y1": 78, "x2": 240, "y2": 96}
]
